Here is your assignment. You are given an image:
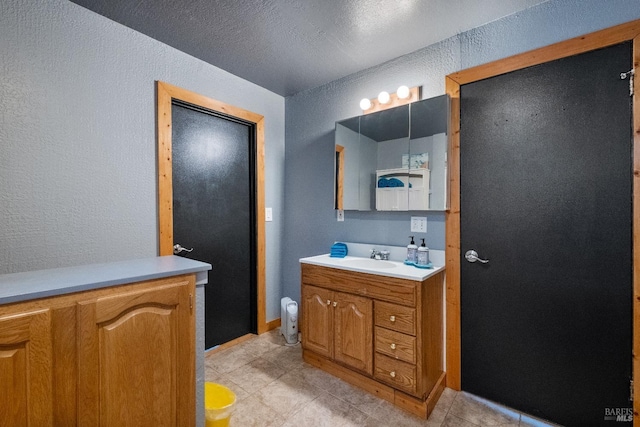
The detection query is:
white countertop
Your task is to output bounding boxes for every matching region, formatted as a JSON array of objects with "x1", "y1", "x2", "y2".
[
  {"x1": 300, "y1": 253, "x2": 445, "y2": 281},
  {"x1": 0, "y1": 256, "x2": 212, "y2": 305}
]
